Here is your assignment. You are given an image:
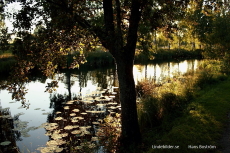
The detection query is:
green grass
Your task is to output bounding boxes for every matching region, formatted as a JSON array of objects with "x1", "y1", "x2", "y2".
[{"x1": 143, "y1": 75, "x2": 230, "y2": 153}]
